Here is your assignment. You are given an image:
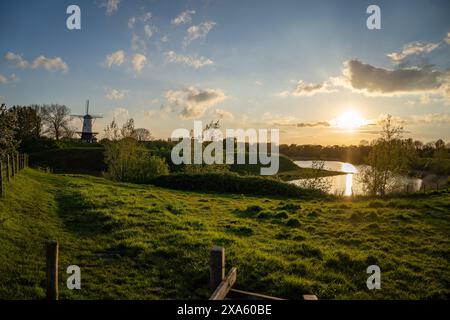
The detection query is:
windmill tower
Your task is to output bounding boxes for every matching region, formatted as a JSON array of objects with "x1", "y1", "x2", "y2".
[{"x1": 72, "y1": 100, "x2": 102, "y2": 143}]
